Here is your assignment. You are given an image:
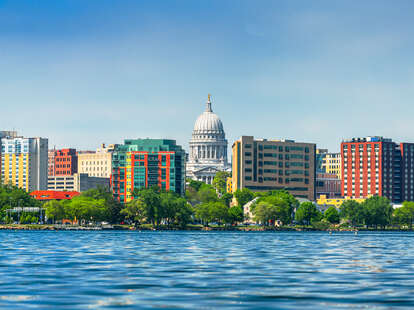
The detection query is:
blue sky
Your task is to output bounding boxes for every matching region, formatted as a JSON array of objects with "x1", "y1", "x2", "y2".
[{"x1": 1, "y1": 0, "x2": 414, "y2": 152}]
